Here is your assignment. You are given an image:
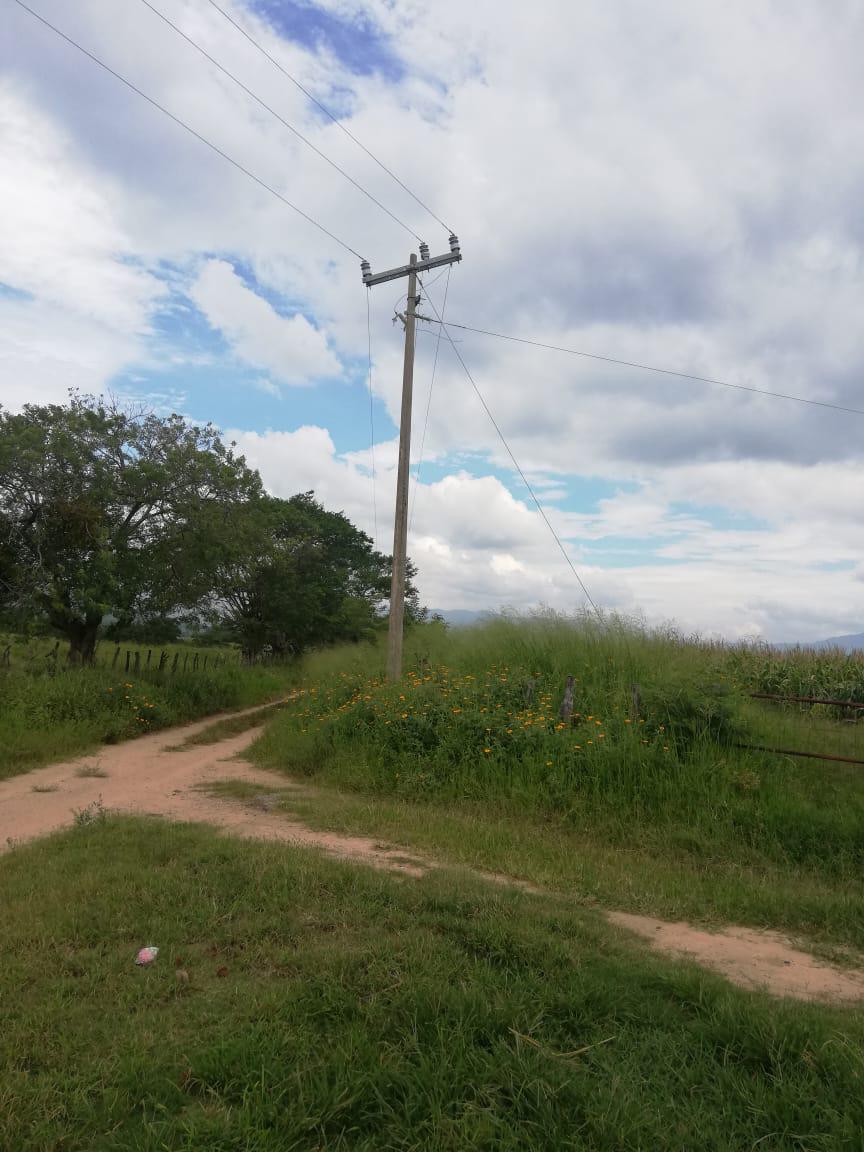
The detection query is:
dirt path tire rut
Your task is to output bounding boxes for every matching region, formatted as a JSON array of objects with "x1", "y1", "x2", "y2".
[{"x1": 3, "y1": 709, "x2": 863, "y2": 1003}]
